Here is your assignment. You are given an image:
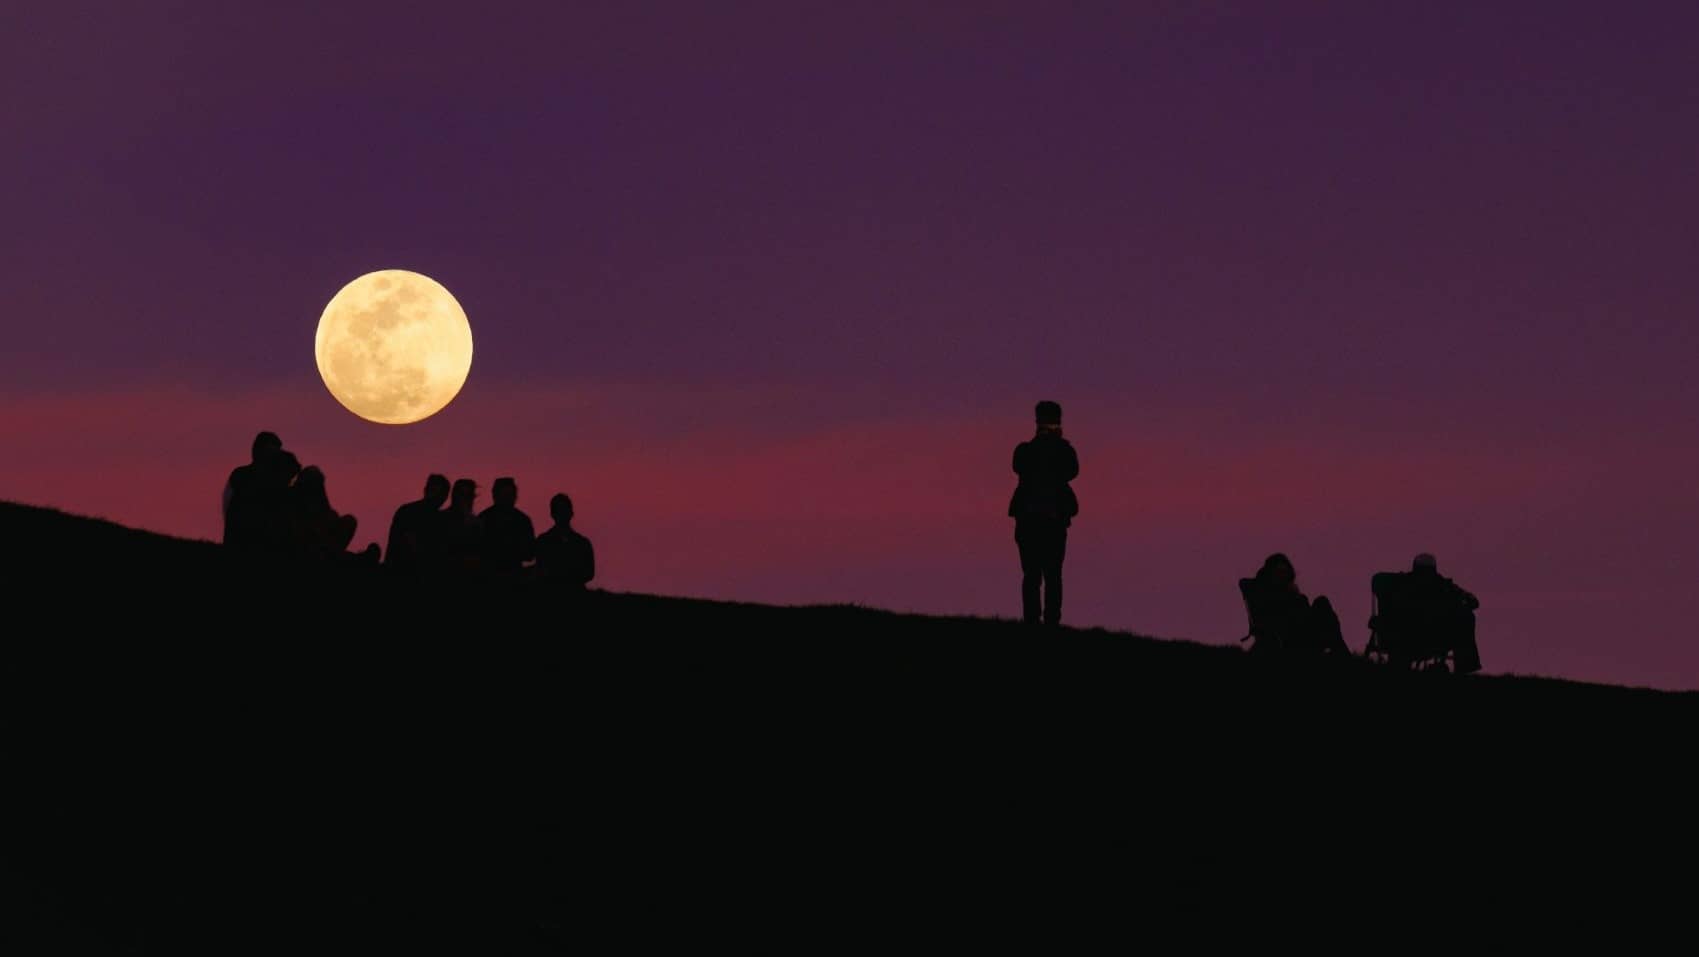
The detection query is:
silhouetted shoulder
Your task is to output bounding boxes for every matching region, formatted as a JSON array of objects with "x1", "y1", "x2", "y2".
[
  {"x1": 1057, "y1": 438, "x2": 1079, "y2": 479},
  {"x1": 536, "y1": 524, "x2": 594, "y2": 587},
  {"x1": 479, "y1": 504, "x2": 538, "y2": 572},
  {"x1": 1444, "y1": 576, "x2": 1481, "y2": 610},
  {"x1": 1014, "y1": 435, "x2": 1078, "y2": 480},
  {"x1": 570, "y1": 529, "x2": 595, "y2": 585}
]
